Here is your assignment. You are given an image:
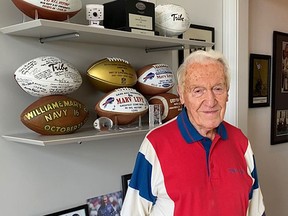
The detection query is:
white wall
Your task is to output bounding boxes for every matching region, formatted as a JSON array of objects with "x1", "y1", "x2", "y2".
[
  {"x1": 0, "y1": 1, "x2": 224, "y2": 215},
  {"x1": 249, "y1": 0, "x2": 288, "y2": 215}
]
